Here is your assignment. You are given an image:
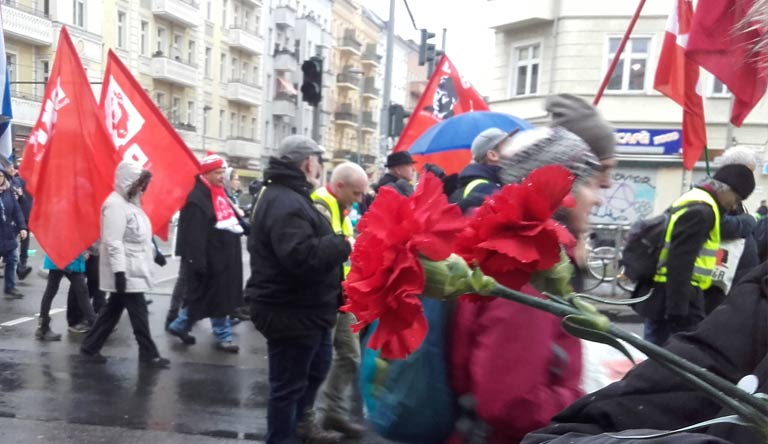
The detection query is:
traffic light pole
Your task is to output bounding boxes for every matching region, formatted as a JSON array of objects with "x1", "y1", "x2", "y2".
[
  {"x1": 311, "y1": 103, "x2": 321, "y2": 144},
  {"x1": 379, "y1": 0, "x2": 395, "y2": 162}
]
